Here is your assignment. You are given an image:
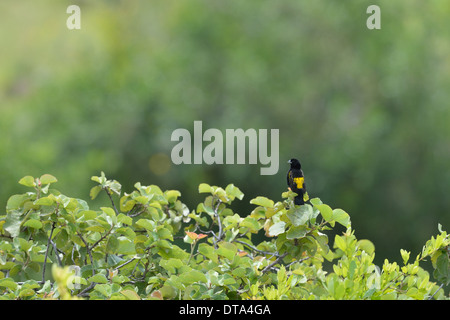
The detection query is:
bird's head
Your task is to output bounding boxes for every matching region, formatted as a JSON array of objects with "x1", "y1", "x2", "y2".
[{"x1": 288, "y1": 158, "x2": 301, "y2": 169}]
